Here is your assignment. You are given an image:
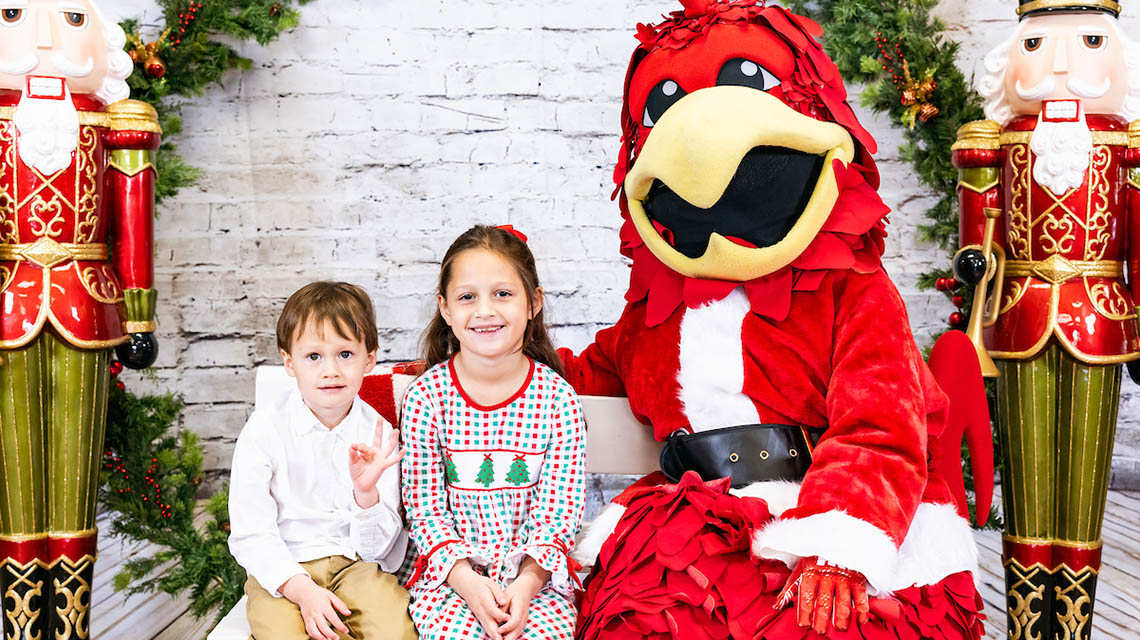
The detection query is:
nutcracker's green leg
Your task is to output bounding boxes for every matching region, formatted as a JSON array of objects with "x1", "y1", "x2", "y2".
[
  {"x1": 1051, "y1": 355, "x2": 1120, "y2": 640},
  {"x1": 0, "y1": 335, "x2": 50, "y2": 640},
  {"x1": 45, "y1": 333, "x2": 109, "y2": 640},
  {"x1": 996, "y1": 345, "x2": 1059, "y2": 640}
]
